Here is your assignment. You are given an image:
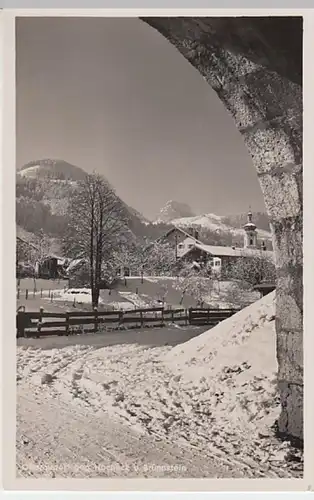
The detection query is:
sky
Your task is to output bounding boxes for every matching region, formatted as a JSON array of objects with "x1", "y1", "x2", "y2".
[{"x1": 16, "y1": 17, "x2": 266, "y2": 221}]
